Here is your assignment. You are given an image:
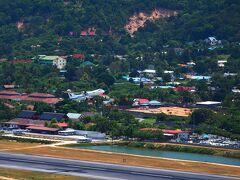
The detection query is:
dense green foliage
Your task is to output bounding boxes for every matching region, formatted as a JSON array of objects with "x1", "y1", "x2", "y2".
[
  {"x1": 0, "y1": 0, "x2": 239, "y2": 58},
  {"x1": 0, "y1": 101, "x2": 18, "y2": 121}
]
